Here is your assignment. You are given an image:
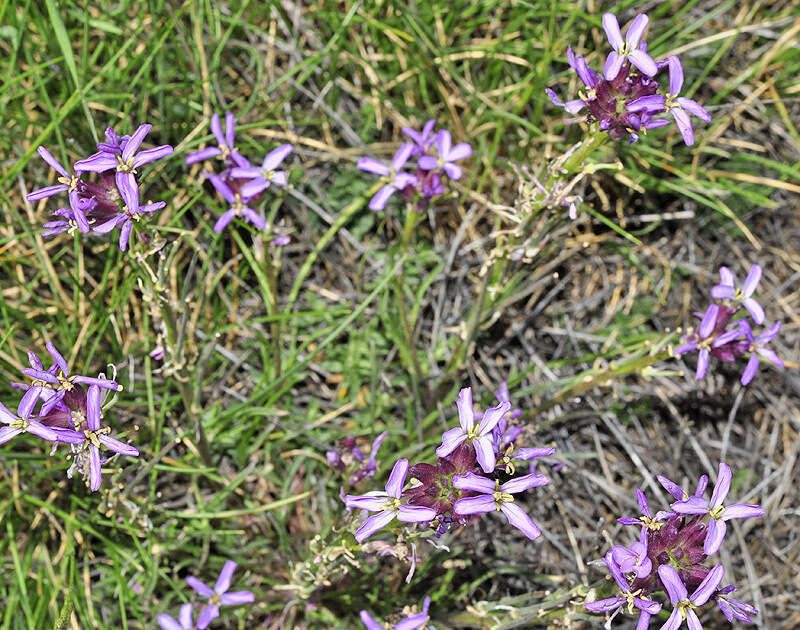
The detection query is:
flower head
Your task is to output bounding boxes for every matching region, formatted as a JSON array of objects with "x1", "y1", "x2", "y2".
[
  {"x1": 436, "y1": 387, "x2": 509, "y2": 473},
  {"x1": 204, "y1": 172, "x2": 265, "y2": 232},
  {"x1": 710, "y1": 264, "x2": 764, "y2": 324},
  {"x1": 671, "y1": 462, "x2": 765, "y2": 555},
  {"x1": 658, "y1": 564, "x2": 724, "y2": 630},
  {"x1": 357, "y1": 143, "x2": 418, "y2": 211},
  {"x1": 584, "y1": 550, "x2": 661, "y2": 623},
  {"x1": 738, "y1": 319, "x2": 783, "y2": 385},
  {"x1": 186, "y1": 560, "x2": 255, "y2": 630},
  {"x1": 417, "y1": 130, "x2": 471, "y2": 180},
  {"x1": 453, "y1": 471, "x2": 548, "y2": 540},
  {"x1": 231, "y1": 144, "x2": 293, "y2": 197},
  {"x1": 186, "y1": 113, "x2": 247, "y2": 167},
  {"x1": 344, "y1": 459, "x2": 437, "y2": 542}
]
